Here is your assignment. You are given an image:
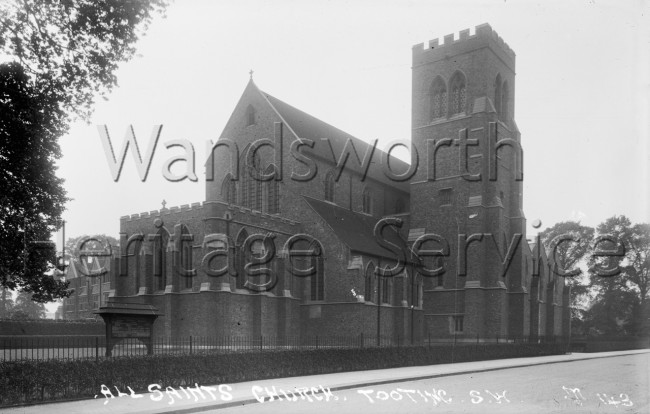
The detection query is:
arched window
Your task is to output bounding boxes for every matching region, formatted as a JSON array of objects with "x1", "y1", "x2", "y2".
[
  {"x1": 381, "y1": 275, "x2": 391, "y2": 305},
  {"x1": 254, "y1": 178, "x2": 262, "y2": 212},
  {"x1": 430, "y1": 76, "x2": 447, "y2": 120},
  {"x1": 128, "y1": 238, "x2": 142, "y2": 295},
  {"x1": 137, "y1": 242, "x2": 148, "y2": 293},
  {"x1": 362, "y1": 187, "x2": 372, "y2": 214},
  {"x1": 179, "y1": 225, "x2": 193, "y2": 290},
  {"x1": 501, "y1": 81, "x2": 510, "y2": 121},
  {"x1": 365, "y1": 262, "x2": 375, "y2": 303},
  {"x1": 449, "y1": 72, "x2": 467, "y2": 116},
  {"x1": 241, "y1": 148, "x2": 262, "y2": 210},
  {"x1": 245, "y1": 104, "x2": 255, "y2": 126},
  {"x1": 235, "y1": 228, "x2": 248, "y2": 290},
  {"x1": 494, "y1": 74, "x2": 502, "y2": 116},
  {"x1": 324, "y1": 171, "x2": 335, "y2": 202},
  {"x1": 309, "y1": 241, "x2": 324, "y2": 301},
  {"x1": 265, "y1": 166, "x2": 279, "y2": 213},
  {"x1": 151, "y1": 227, "x2": 170, "y2": 292},
  {"x1": 221, "y1": 174, "x2": 237, "y2": 205},
  {"x1": 241, "y1": 151, "x2": 251, "y2": 208},
  {"x1": 253, "y1": 152, "x2": 262, "y2": 211}
]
